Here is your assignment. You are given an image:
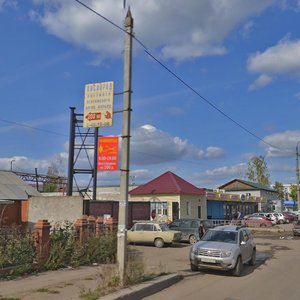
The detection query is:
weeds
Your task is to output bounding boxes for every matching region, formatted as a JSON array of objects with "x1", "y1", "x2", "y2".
[
  {"x1": 0, "y1": 222, "x2": 117, "y2": 279},
  {"x1": 36, "y1": 288, "x2": 60, "y2": 294}
]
